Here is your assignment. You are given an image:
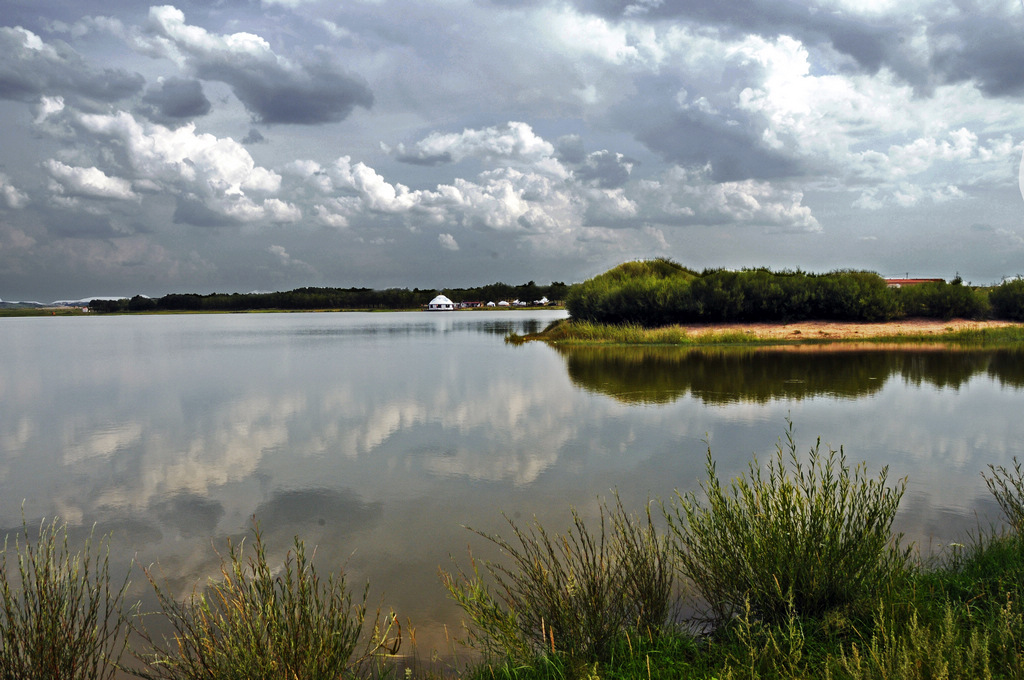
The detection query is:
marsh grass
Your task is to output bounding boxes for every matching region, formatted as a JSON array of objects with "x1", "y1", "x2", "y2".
[
  {"x1": 510, "y1": 320, "x2": 772, "y2": 347},
  {"x1": 442, "y1": 496, "x2": 675, "y2": 668},
  {"x1": 131, "y1": 523, "x2": 392, "y2": 680},
  {"x1": 984, "y1": 456, "x2": 1024, "y2": 532},
  {"x1": 666, "y1": 421, "x2": 910, "y2": 625},
  {"x1": 0, "y1": 518, "x2": 132, "y2": 680}
]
